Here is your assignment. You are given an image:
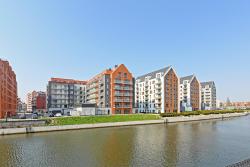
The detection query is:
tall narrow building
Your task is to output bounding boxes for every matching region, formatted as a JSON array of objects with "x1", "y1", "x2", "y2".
[
  {"x1": 201, "y1": 81, "x2": 217, "y2": 110},
  {"x1": 135, "y1": 66, "x2": 179, "y2": 114},
  {"x1": 0, "y1": 59, "x2": 17, "y2": 118},
  {"x1": 86, "y1": 64, "x2": 134, "y2": 115},
  {"x1": 179, "y1": 75, "x2": 201, "y2": 112}
]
